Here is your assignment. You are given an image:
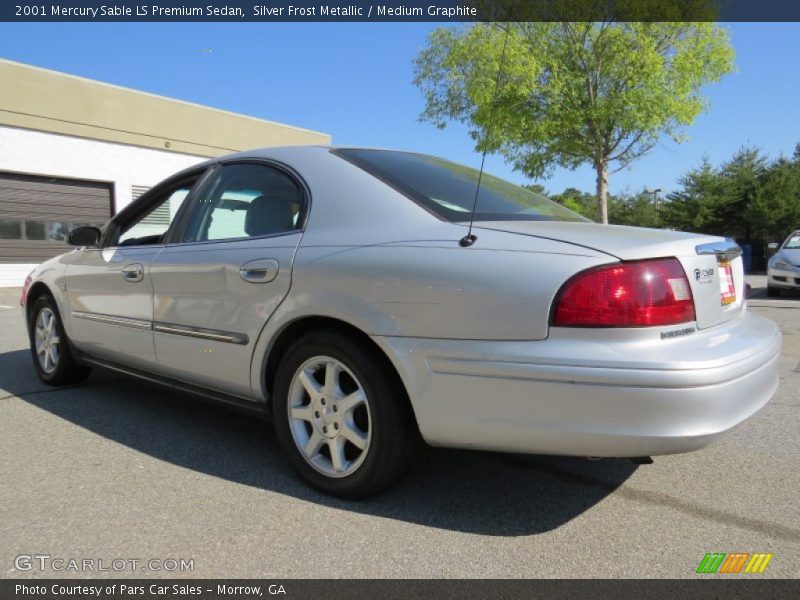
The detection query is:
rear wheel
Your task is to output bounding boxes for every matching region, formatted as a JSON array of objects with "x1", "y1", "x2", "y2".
[
  {"x1": 28, "y1": 296, "x2": 91, "y2": 385},
  {"x1": 767, "y1": 285, "x2": 781, "y2": 298},
  {"x1": 272, "y1": 330, "x2": 417, "y2": 498}
]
